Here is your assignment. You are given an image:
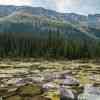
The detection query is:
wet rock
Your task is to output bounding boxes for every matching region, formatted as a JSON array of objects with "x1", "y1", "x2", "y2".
[
  {"x1": 43, "y1": 82, "x2": 59, "y2": 90},
  {"x1": 59, "y1": 76, "x2": 79, "y2": 86},
  {"x1": 73, "y1": 86, "x2": 84, "y2": 100},
  {"x1": 43, "y1": 74, "x2": 55, "y2": 82},
  {"x1": 79, "y1": 65, "x2": 92, "y2": 69},
  {"x1": 93, "y1": 82, "x2": 100, "y2": 87},
  {"x1": 0, "y1": 88, "x2": 8, "y2": 96},
  {"x1": 16, "y1": 80, "x2": 26, "y2": 87},
  {"x1": 0, "y1": 97, "x2": 2, "y2": 100},
  {"x1": 43, "y1": 90, "x2": 60, "y2": 100},
  {"x1": 5, "y1": 95, "x2": 51, "y2": 100},
  {"x1": 31, "y1": 76, "x2": 44, "y2": 83},
  {"x1": 4, "y1": 95, "x2": 22, "y2": 100},
  {"x1": 60, "y1": 86, "x2": 75, "y2": 100},
  {"x1": 78, "y1": 84, "x2": 100, "y2": 100},
  {"x1": 8, "y1": 87, "x2": 17, "y2": 93},
  {"x1": 3, "y1": 95, "x2": 51, "y2": 100},
  {"x1": 17, "y1": 84, "x2": 42, "y2": 96},
  {"x1": 22, "y1": 96, "x2": 50, "y2": 100},
  {"x1": 6, "y1": 78, "x2": 23, "y2": 86},
  {"x1": 84, "y1": 84, "x2": 100, "y2": 95},
  {"x1": 9, "y1": 78, "x2": 35, "y2": 87}
]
